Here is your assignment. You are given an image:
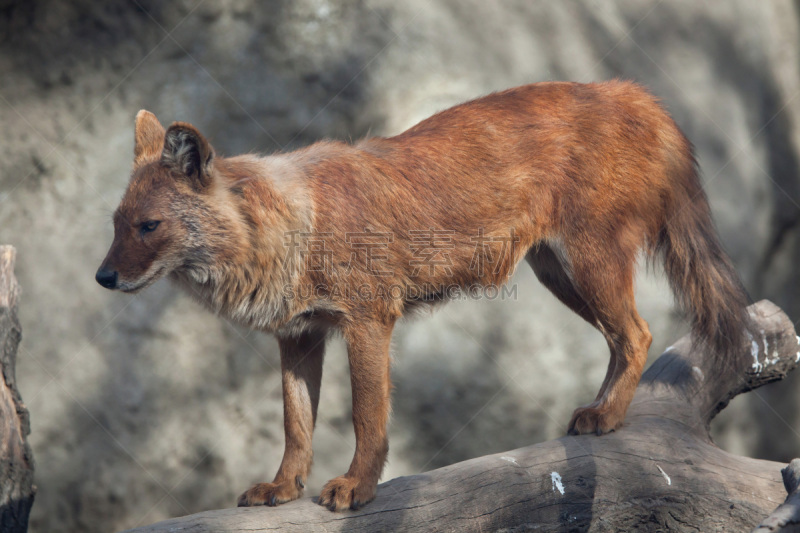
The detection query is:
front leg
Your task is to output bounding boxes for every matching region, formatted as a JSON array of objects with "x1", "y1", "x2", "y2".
[
  {"x1": 319, "y1": 318, "x2": 394, "y2": 511},
  {"x1": 238, "y1": 330, "x2": 325, "y2": 507}
]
